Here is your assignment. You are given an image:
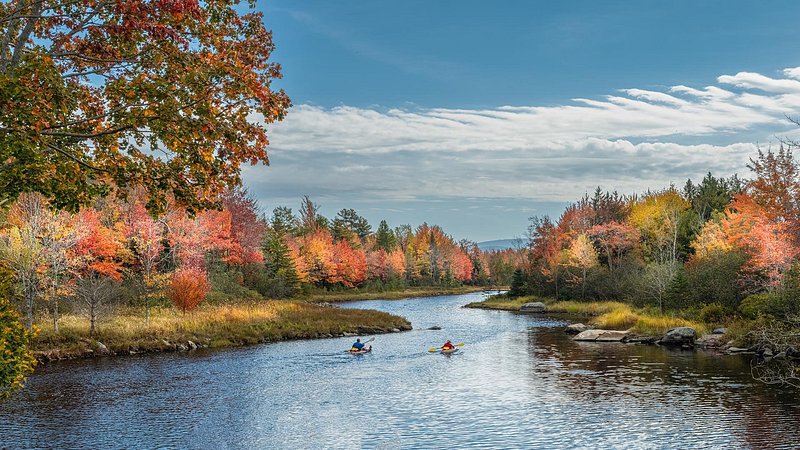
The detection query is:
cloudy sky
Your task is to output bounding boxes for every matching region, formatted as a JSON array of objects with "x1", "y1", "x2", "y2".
[{"x1": 247, "y1": 0, "x2": 800, "y2": 242}]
